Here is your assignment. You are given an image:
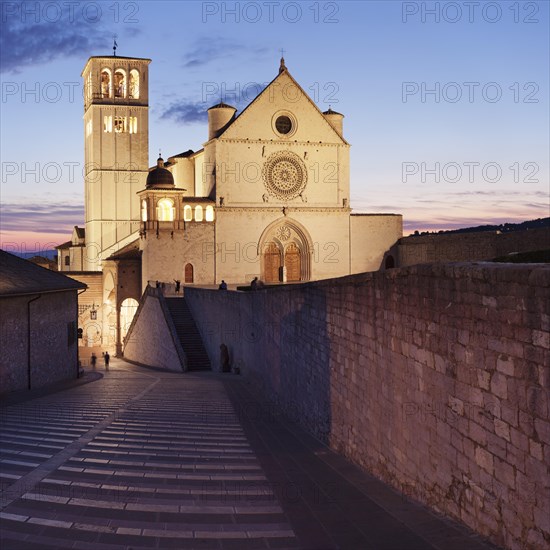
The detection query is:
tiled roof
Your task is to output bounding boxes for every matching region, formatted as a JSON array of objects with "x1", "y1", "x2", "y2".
[{"x1": 0, "y1": 250, "x2": 86, "y2": 297}]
